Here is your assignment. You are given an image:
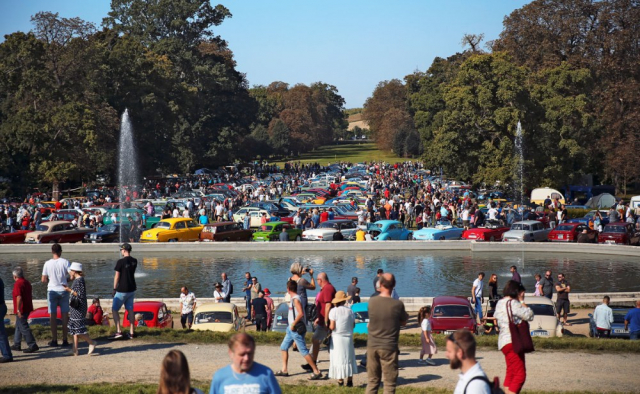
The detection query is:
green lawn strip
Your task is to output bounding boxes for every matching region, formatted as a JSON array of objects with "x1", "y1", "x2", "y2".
[
  {"x1": 271, "y1": 142, "x2": 402, "y2": 167},
  {"x1": 14, "y1": 325, "x2": 640, "y2": 354}
]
